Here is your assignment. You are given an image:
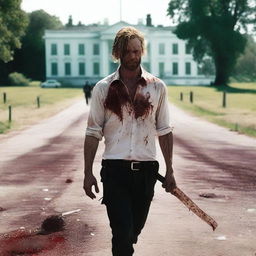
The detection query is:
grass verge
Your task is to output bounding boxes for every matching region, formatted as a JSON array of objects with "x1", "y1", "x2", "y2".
[
  {"x1": 0, "y1": 86, "x2": 83, "y2": 134},
  {"x1": 167, "y1": 82, "x2": 256, "y2": 138}
]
